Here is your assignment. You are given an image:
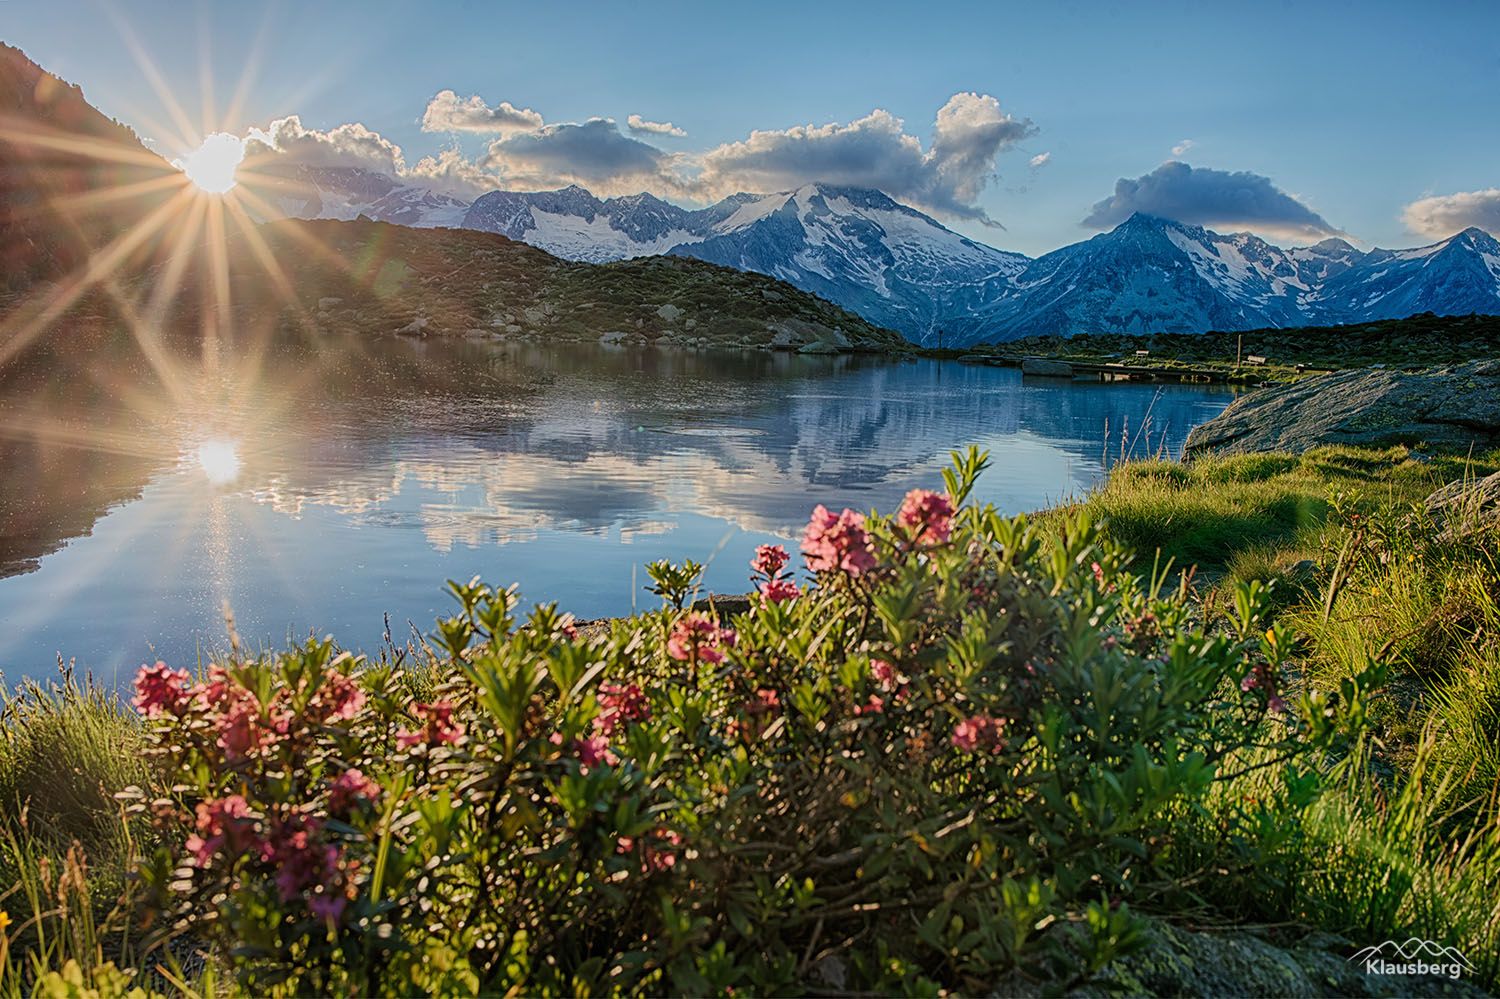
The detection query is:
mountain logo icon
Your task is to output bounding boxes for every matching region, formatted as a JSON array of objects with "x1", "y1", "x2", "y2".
[{"x1": 1349, "y1": 938, "x2": 1474, "y2": 979}]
